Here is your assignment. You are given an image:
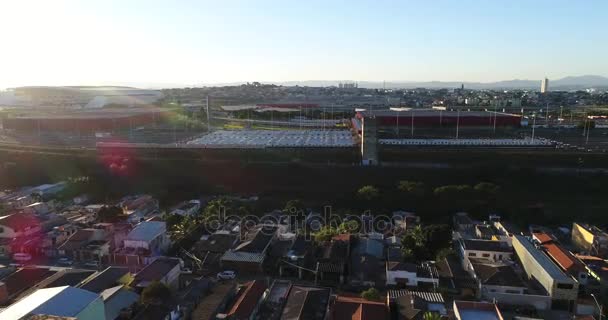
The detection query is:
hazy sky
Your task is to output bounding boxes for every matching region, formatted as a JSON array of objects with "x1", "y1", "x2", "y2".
[{"x1": 1, "y1": 0, "x2": 607, "y2": 88}]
